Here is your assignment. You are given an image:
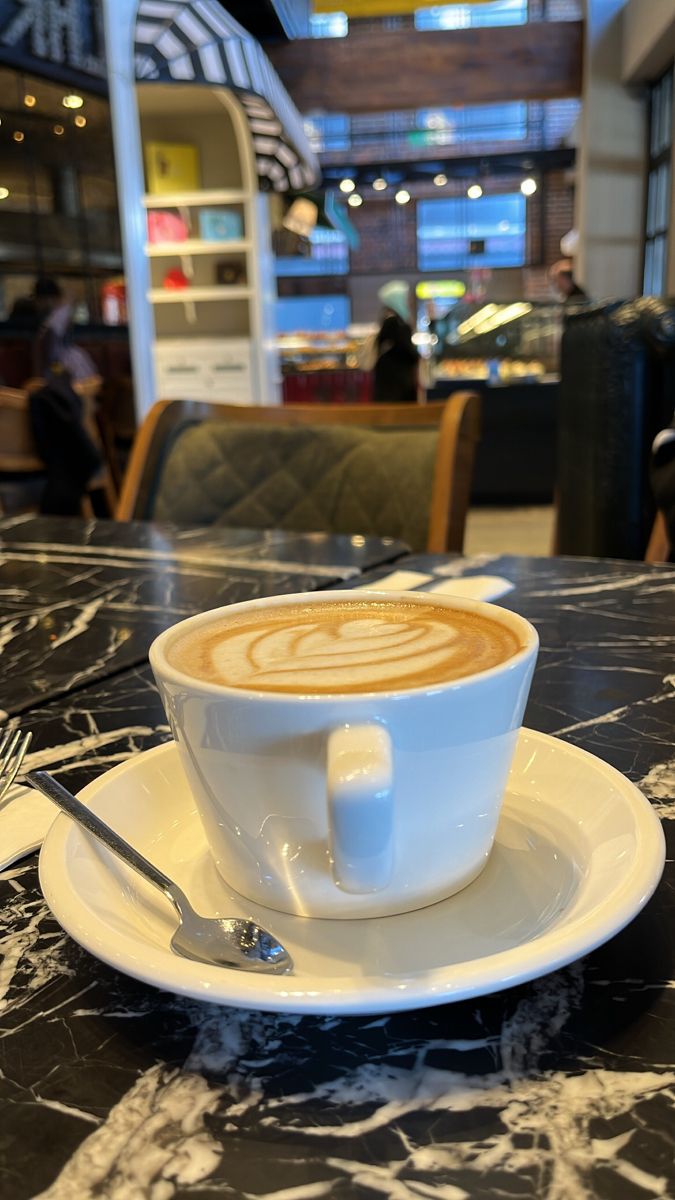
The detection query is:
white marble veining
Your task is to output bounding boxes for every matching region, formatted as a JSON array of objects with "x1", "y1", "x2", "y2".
[
  {"x1": 0, "y1": 539, "x2": 673, "y2": 1199},
  {"x1": 23, "y1": 966, "x2": 675, "y2": 1200}
]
